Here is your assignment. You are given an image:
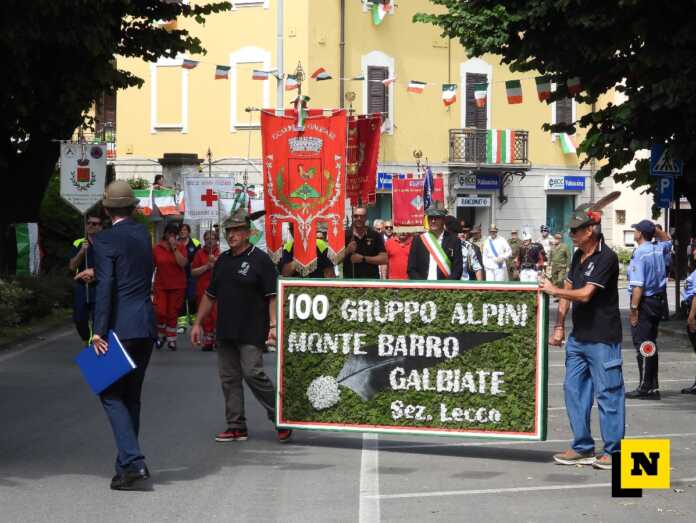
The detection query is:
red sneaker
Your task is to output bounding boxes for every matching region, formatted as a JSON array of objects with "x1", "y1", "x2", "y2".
[
  {"x1": 277, "y1": 428, "x2": 293, "y2": 443},
  {"x1": 215, "y1": 428, "x2": 248, "y2": 442}
]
